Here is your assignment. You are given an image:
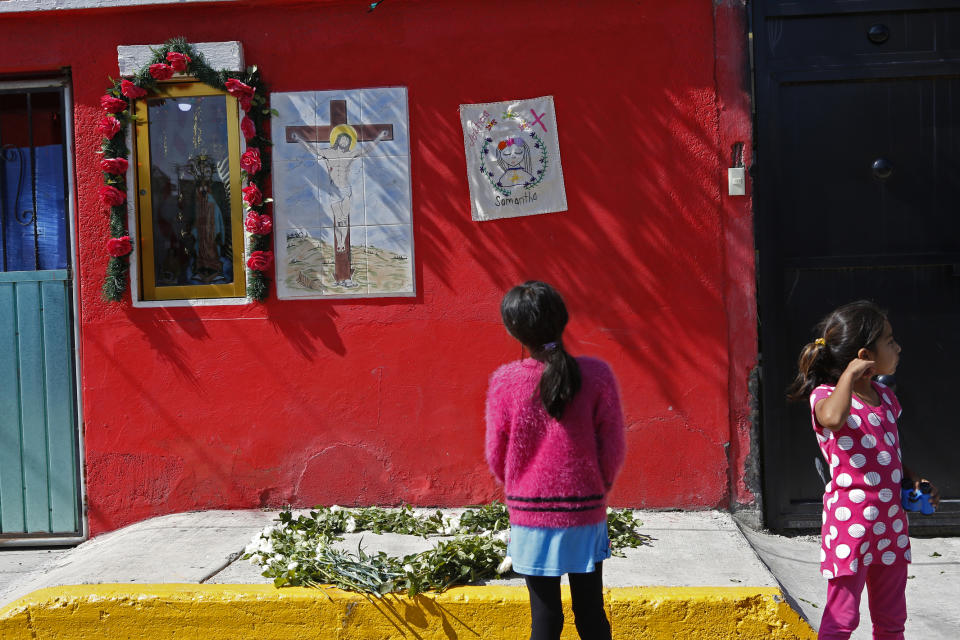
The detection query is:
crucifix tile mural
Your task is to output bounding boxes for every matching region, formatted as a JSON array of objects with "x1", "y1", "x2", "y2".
[{"x1": 272, "y1": 87, "x2": 415, "y2": 299}]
